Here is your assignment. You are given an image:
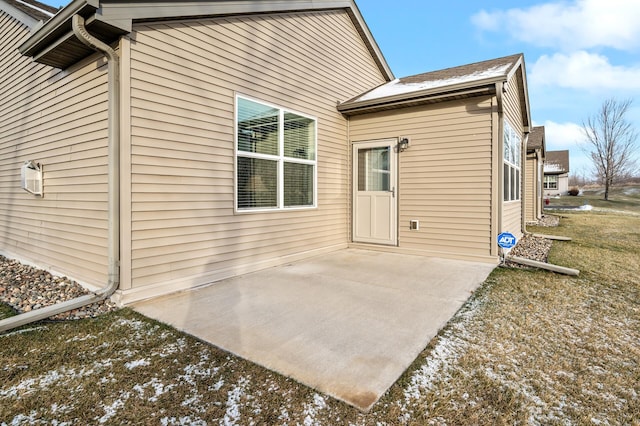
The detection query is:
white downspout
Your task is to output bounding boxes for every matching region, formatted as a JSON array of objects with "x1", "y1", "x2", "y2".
[{"x1": 0, "y1": 15, "x2": 120, "y2": 333}]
